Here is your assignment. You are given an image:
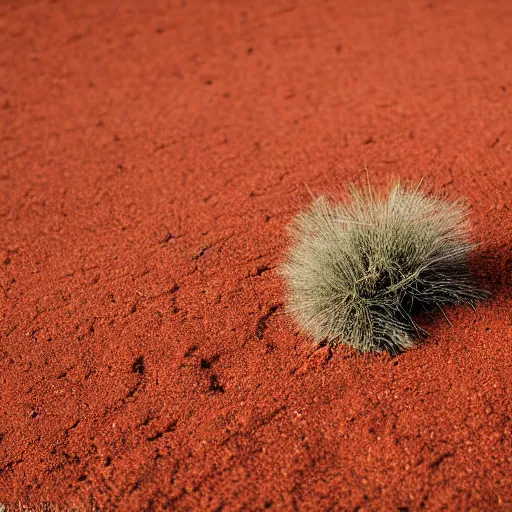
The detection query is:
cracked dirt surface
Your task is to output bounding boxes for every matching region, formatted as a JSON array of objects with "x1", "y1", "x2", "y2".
[{"x1": 1, "y1": 0, "x2": 511, "y2": 510}]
